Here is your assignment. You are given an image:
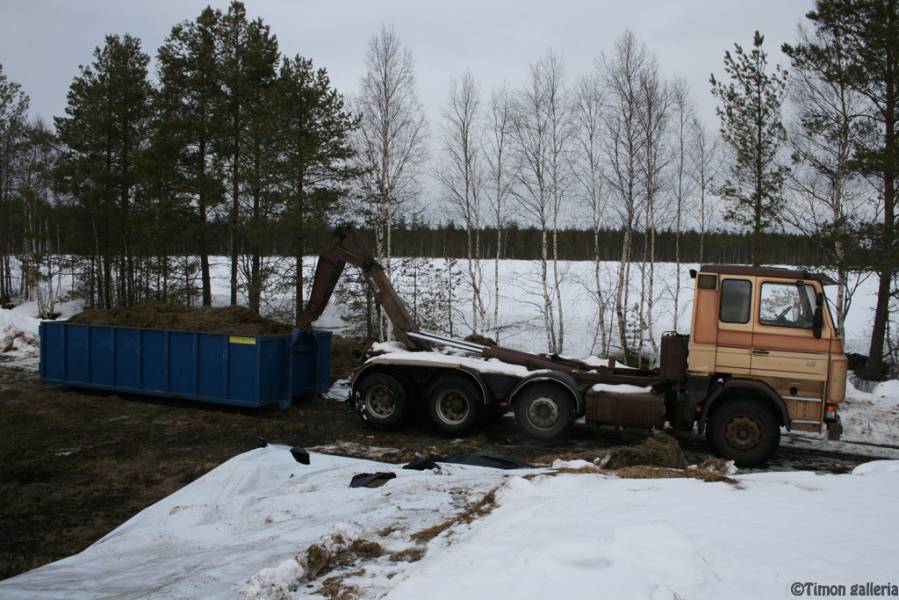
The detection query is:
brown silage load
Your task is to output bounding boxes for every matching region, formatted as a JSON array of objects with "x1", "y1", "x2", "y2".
[{"x1": 67, "y1": 303, "x2": 293, "y2": 336}]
